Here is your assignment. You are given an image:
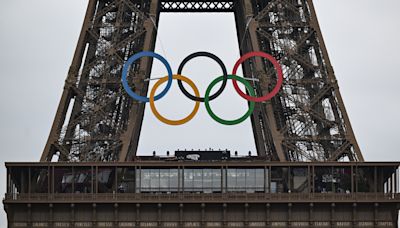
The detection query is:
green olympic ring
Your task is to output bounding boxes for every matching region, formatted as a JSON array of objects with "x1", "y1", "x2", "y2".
[{"x1": 204, "y1": 75, "x2": 255, "y2": 125}]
